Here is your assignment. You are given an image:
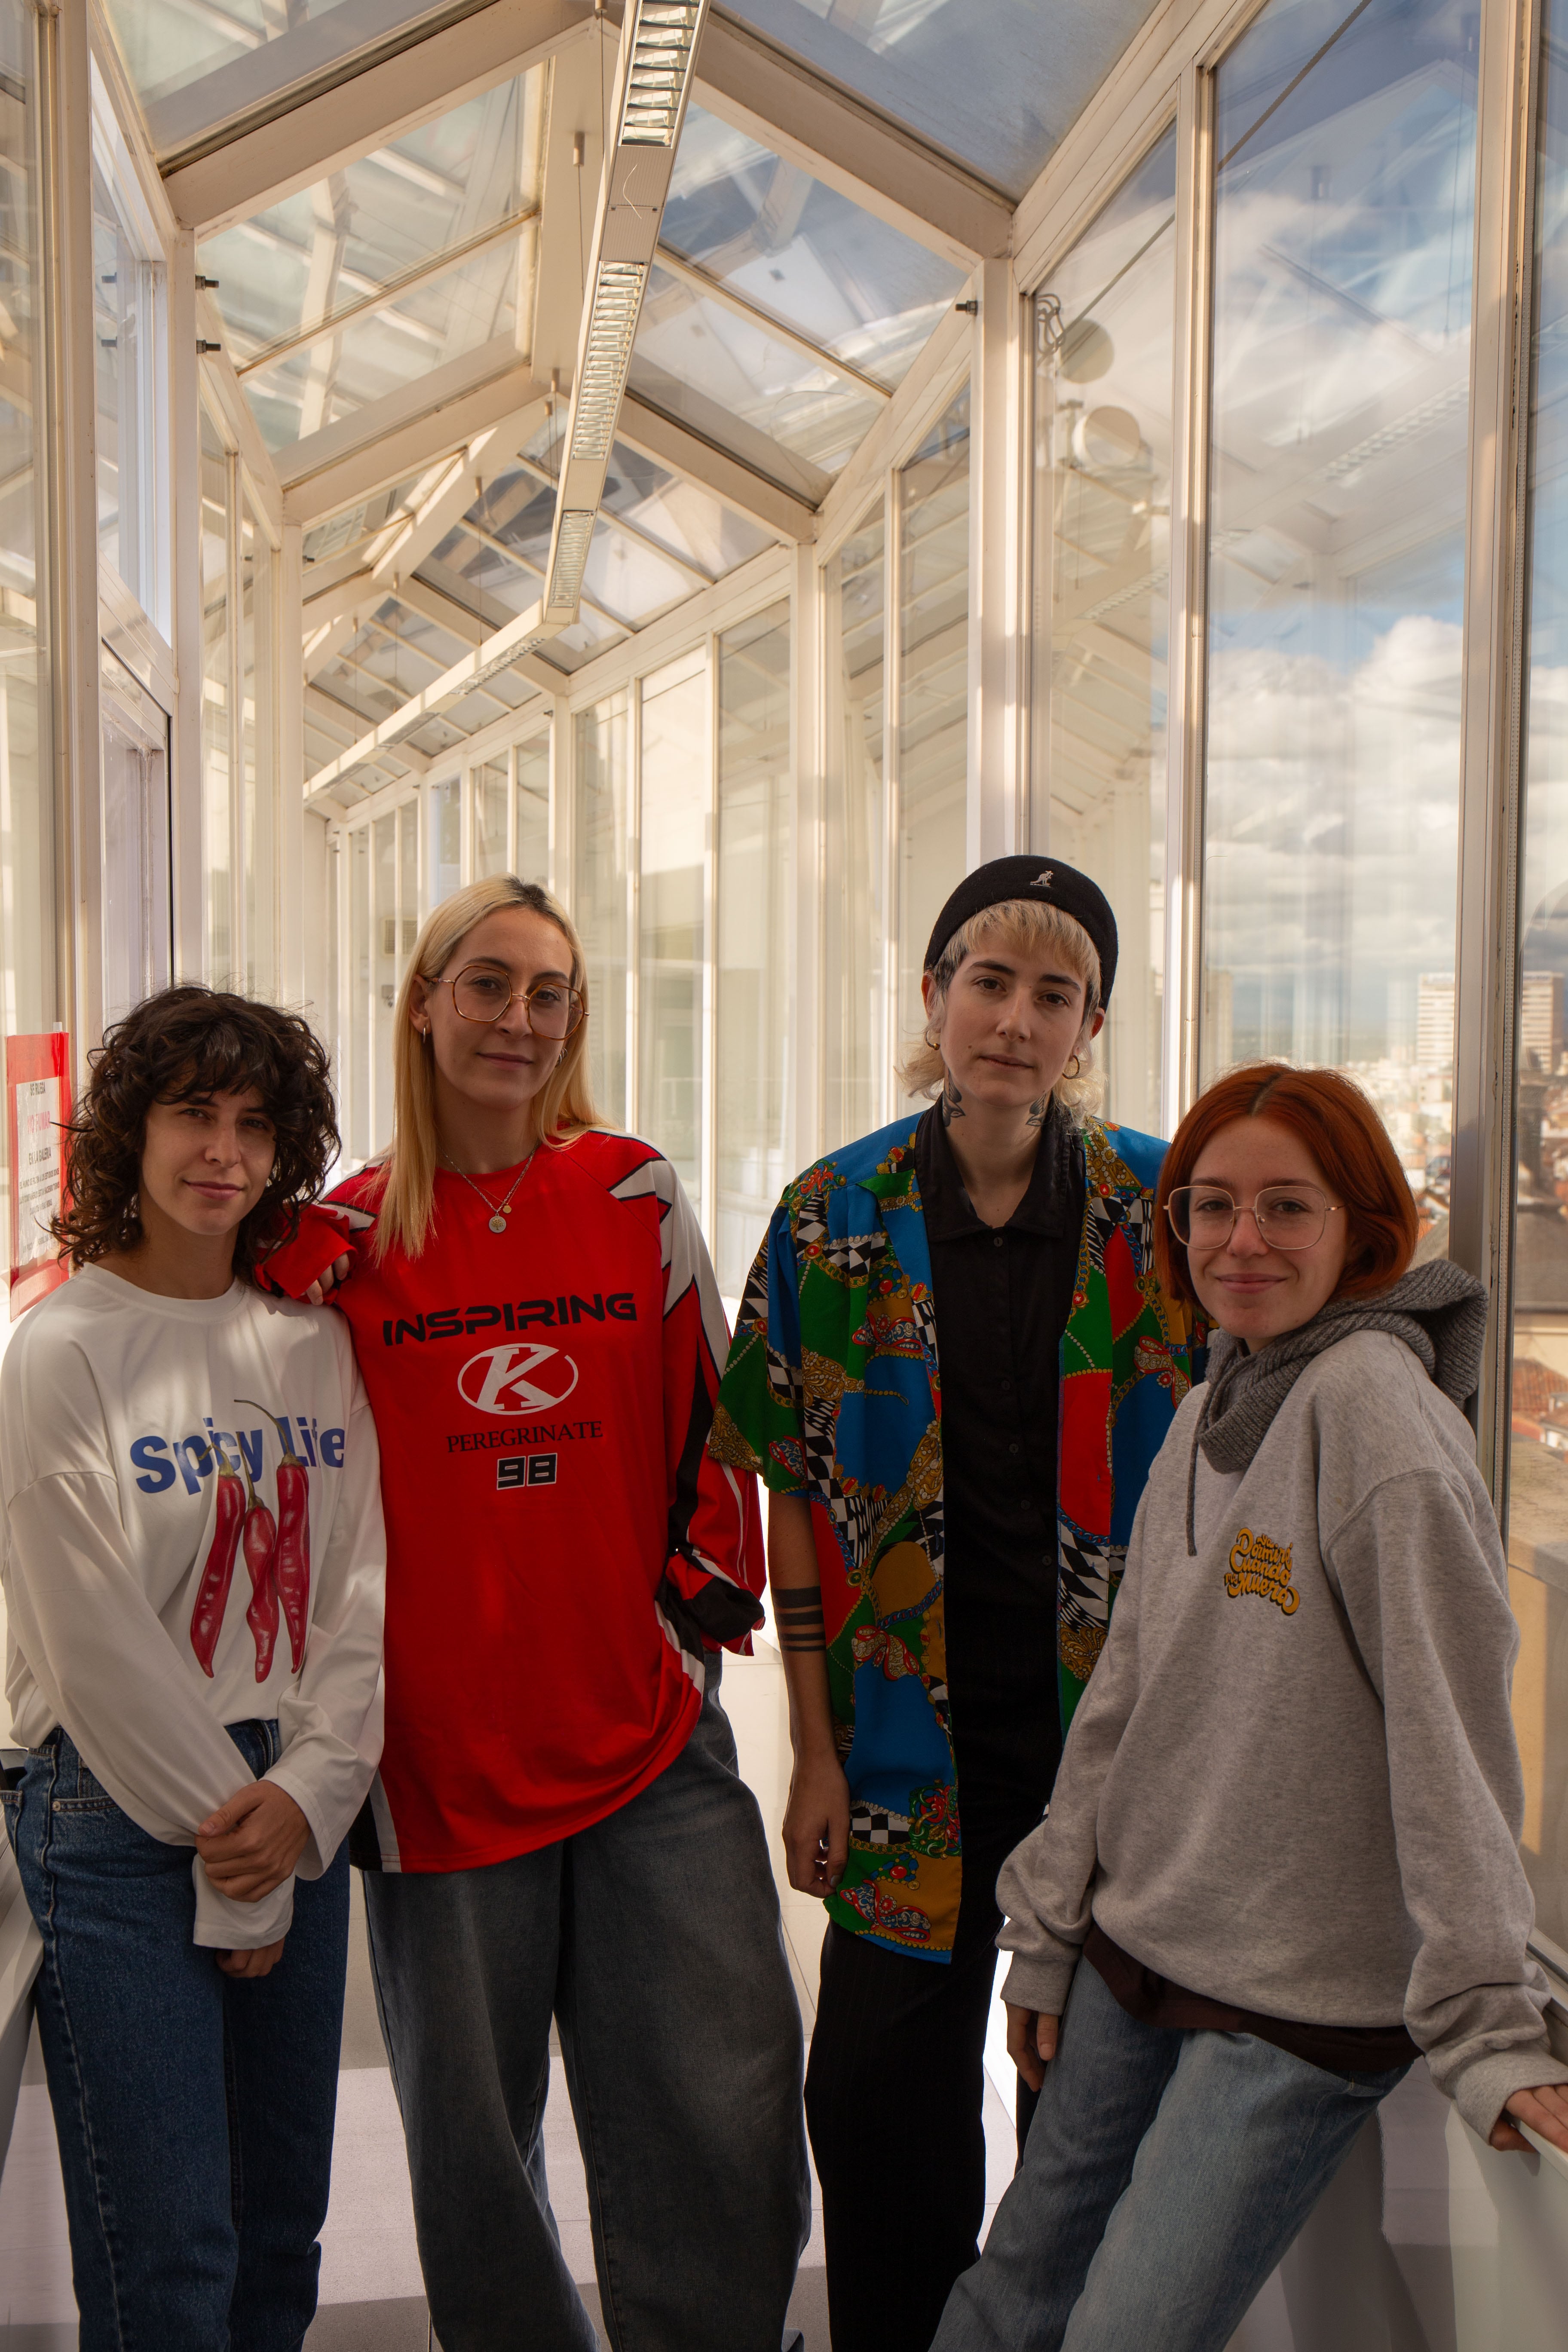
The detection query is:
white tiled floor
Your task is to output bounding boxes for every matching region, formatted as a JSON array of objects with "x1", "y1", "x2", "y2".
[{"x1": 0, "y1": 1645, "x2": 1020, "y2": 2349}]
